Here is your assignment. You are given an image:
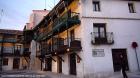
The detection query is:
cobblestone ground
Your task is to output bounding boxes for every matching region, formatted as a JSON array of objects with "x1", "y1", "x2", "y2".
[
  {"x1": 109, "y1": 72, "x2": 140, "y2": 78},
  {"x1": 0, "y1": 70, "x2": 77, "y2": 78},
  {"x1": 0, "y1": 70, "x2": 140, "y2": 78}
]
